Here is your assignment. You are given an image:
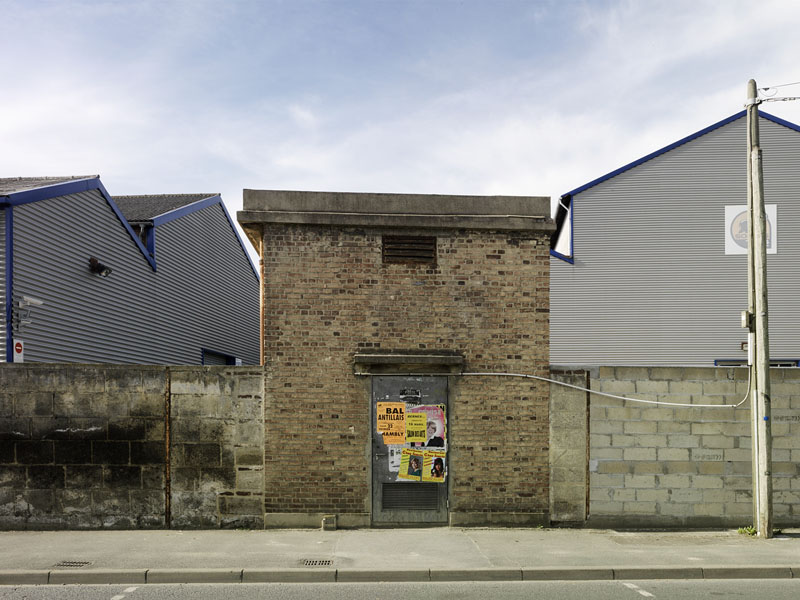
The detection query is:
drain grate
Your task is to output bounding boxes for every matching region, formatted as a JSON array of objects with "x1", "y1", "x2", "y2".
[
  {"x1": 53, "y1": 561, "x2": 92, "y2": 568},
  {"x1": 302, "y1": 559, "x2": 333, "y2": 567}
]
